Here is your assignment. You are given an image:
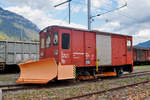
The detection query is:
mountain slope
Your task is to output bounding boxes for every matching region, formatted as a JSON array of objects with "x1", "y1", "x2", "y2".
[
  {"x1": 0, "y1": 7, "x2": 40, "y2": 41},
  {"x1": 136, "y1": 40, "x2": 150, "y2": 48}
]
